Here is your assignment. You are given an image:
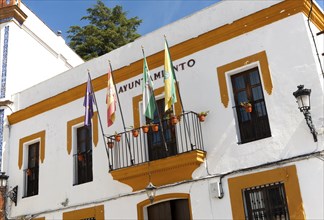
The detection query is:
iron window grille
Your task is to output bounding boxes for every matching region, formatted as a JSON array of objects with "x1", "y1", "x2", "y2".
[{"x1": 242, "y1": 182, "x2": 290, "y2": 220}]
